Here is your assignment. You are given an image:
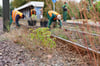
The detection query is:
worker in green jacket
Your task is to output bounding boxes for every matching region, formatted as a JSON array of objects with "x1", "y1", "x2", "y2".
[
  {"x1": 47, "y1": 10, "x2": 62, "y2": 28},
  {"x1": 62, "y1": 2, "x2": 68, "y2": 22}
]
